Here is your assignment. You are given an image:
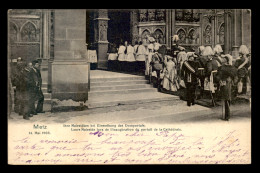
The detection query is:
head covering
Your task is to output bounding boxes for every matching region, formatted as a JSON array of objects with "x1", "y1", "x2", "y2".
[
  {"x1": 239, "y1": 45, "x2": 249, "y2": 55},
  {"x1": 167, "y1": 56, "x2": 173, "y2": 60},
  {"x1": 187, "y1": 52, "x2": 195, "y2": 60},
  {"x1": 179, "y1": 46, "x2": 185, "y2": 51},
  {"x1": 148, "y1": 43, "x2": 154, "y2": 50},
  {"x1": 213, "y1": 44, "x2": 223, "y2": 55},
  {"x1": 221, "y1": 54, "x2": 233, "y2": 65},
  {"x1": 32, "y1": 60, "x2": 39, "y2": 66},
  {"x1": 148, "y1": 36, "x2": 155, "y2": 43},
  {"x1": 202, "y1": 46, "x2": 214, "y2": 56},
  {"x1": 198, "y1": 46, "x2": 205, "y2": 55},
  {"x1": 172, "y1": 35, "x2": 179, "y2": 42},
  {"x1": 154, "y1": 43, "x2": 160, "y2": 51}
]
